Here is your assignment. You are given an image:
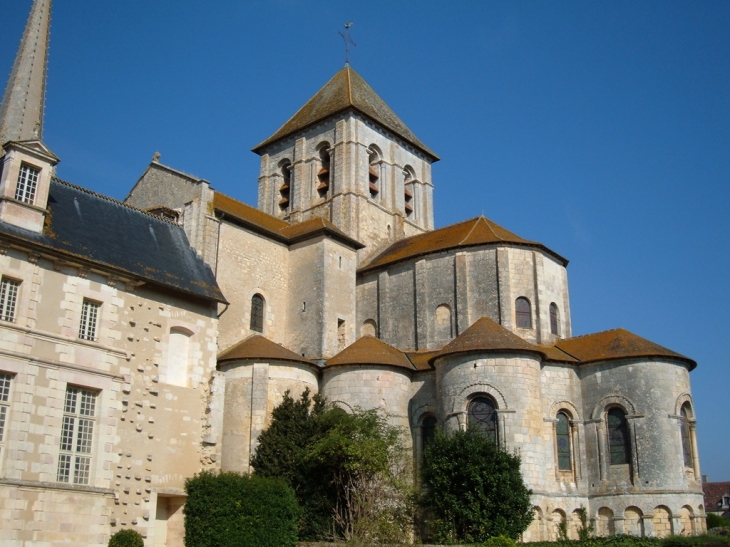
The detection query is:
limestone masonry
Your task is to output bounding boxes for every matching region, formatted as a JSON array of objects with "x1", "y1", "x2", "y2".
[{"x1": 0, "y1": 1, "x2": 705, "y2": 545}]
